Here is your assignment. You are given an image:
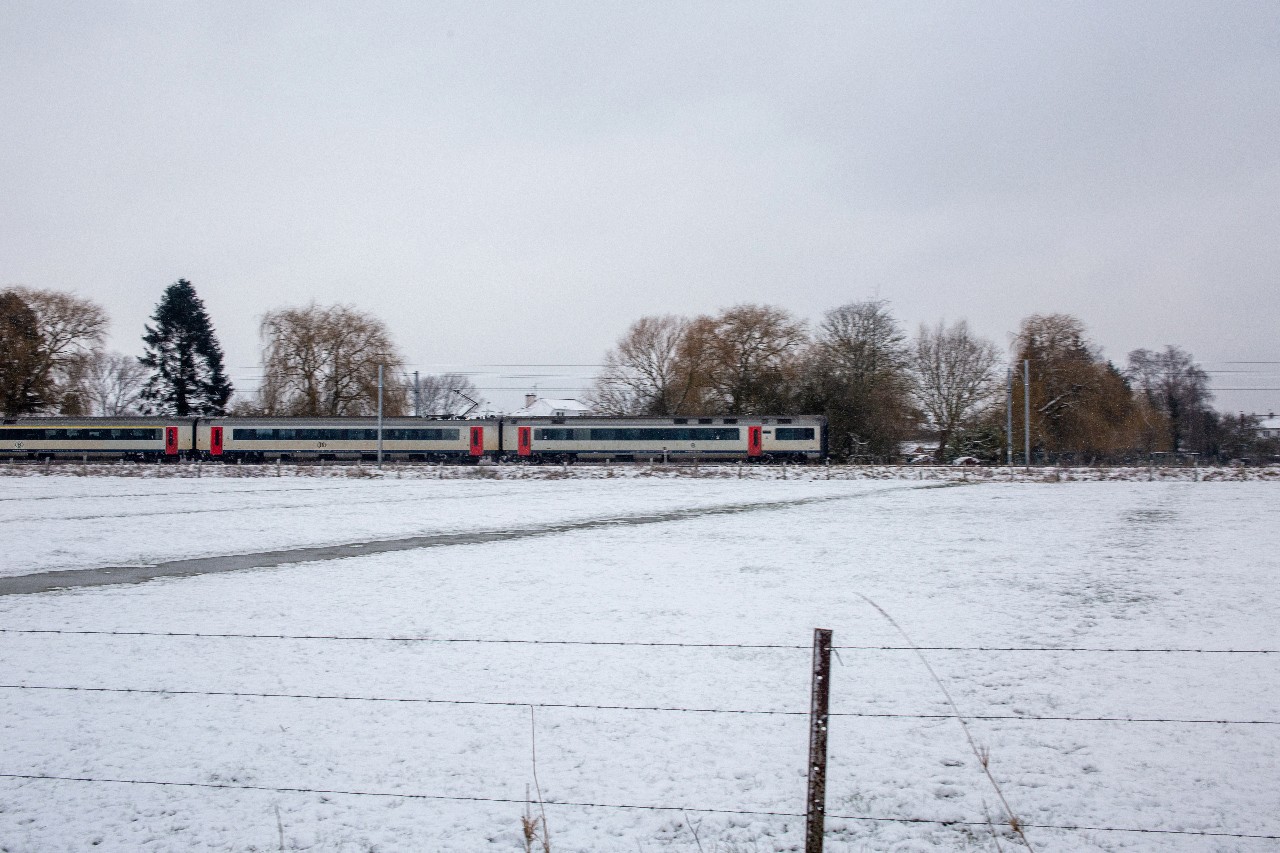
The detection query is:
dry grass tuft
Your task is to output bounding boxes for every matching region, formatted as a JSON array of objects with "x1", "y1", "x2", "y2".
[
  {"x1": 520, "y1": 787, "x2": 550, "y2": 853},
  {"x1": 855, "y1": 593, "x2": 1037, "y2": 852}
]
